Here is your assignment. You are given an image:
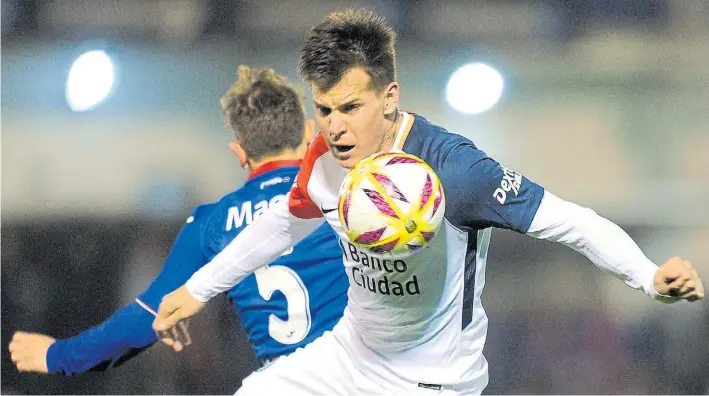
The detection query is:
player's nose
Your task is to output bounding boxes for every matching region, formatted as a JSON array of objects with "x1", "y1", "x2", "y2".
[{"x1": 327, "y1": 113, "x2": 346, "y2": 139}]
